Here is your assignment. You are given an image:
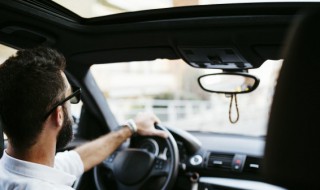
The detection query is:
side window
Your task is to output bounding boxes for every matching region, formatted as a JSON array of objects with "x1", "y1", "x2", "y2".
[
  {"x1": 71, "y1": 101, "x2": 83, "y2": 134},
  {"x1": 0, "y1": 44, "x2": 17, "y2": 143},
  {"x1": 0, "y1": 44, "x2": 17, "y2": 64}
]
